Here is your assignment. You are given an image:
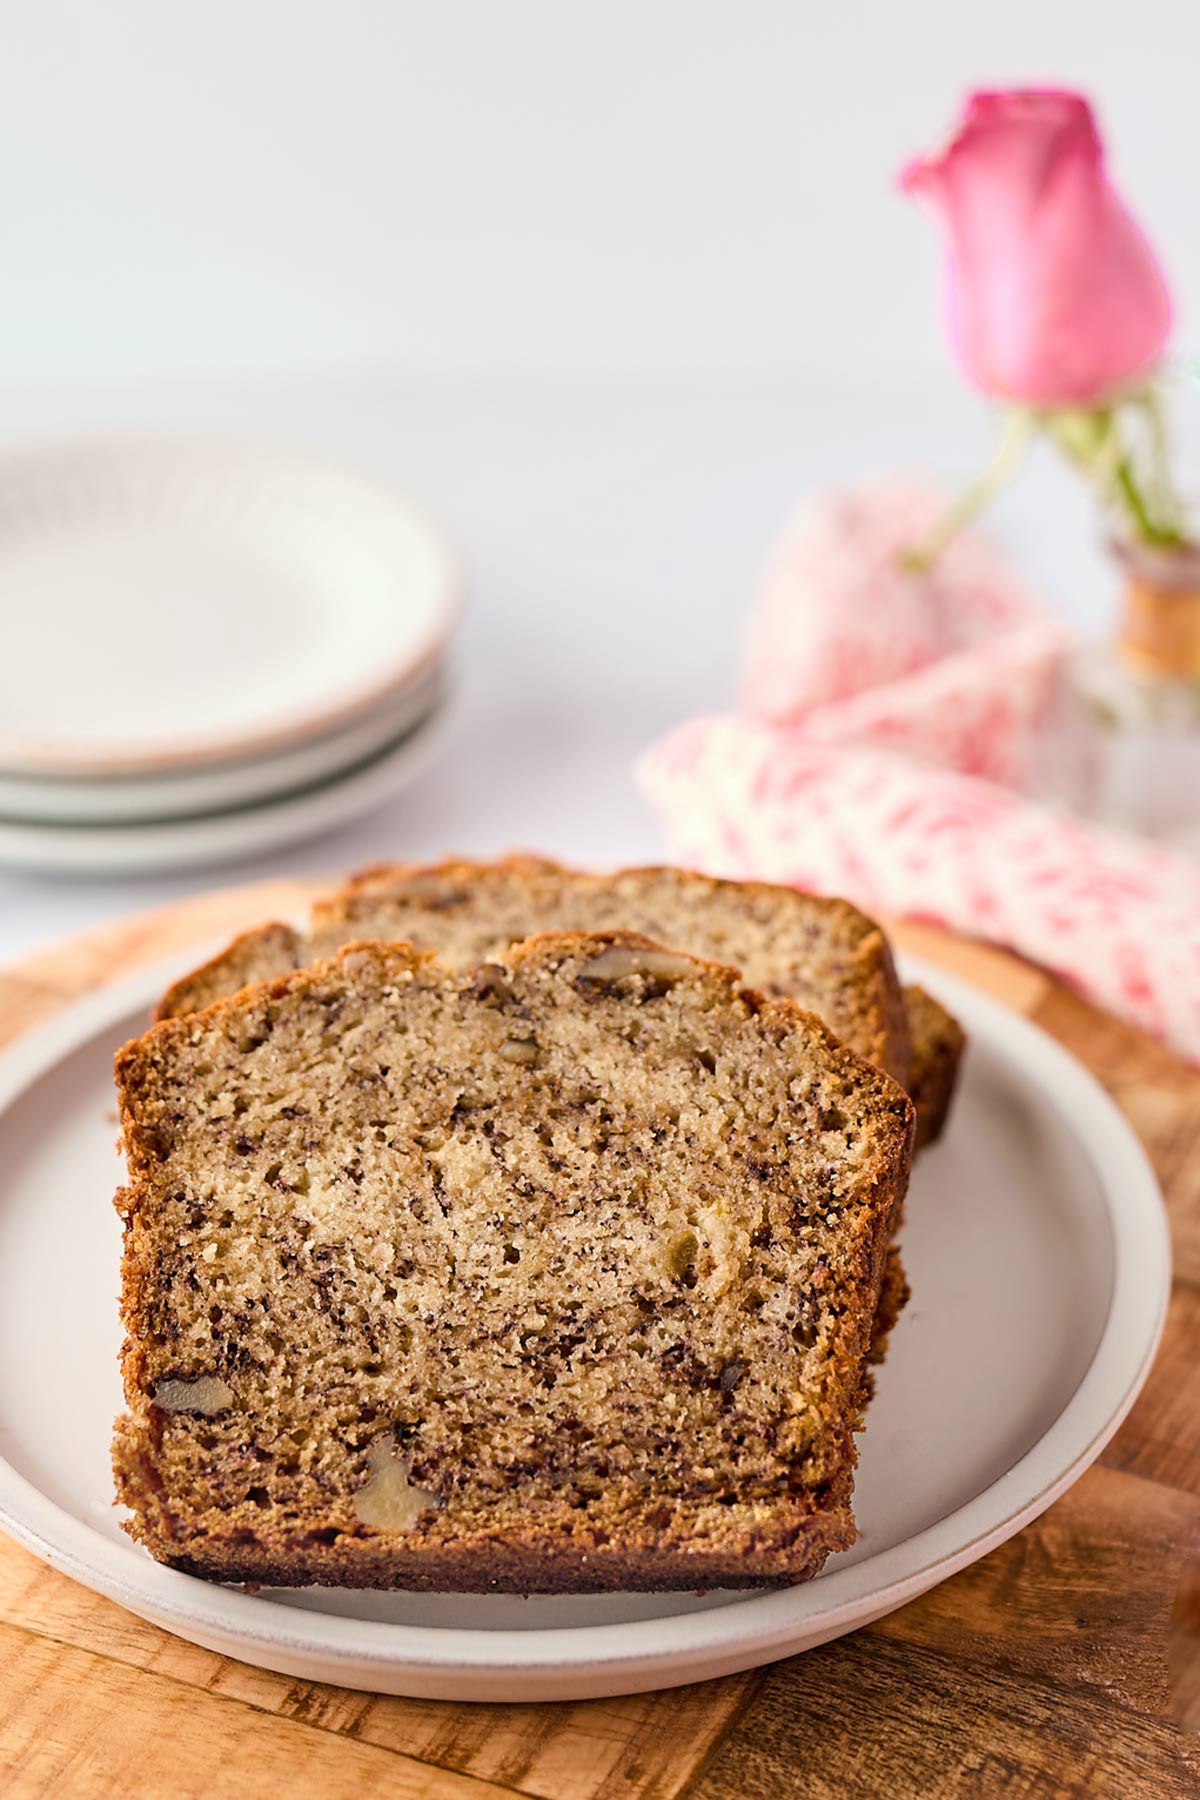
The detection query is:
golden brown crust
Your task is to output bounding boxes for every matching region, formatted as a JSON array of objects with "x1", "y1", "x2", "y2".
[
  {"x1": 115, "y1": 932, "x2": 913, "y2": 1593},
  {"x1": 112, "y1": 1435, "x2": 861, "y2": 1594},
  {"x1": 868, "y1": 1246, "x2": 911, "y2": 1366},
  {"x1": 155, "y1": 920, "x2": 306, "y2": 1022},
  {"x1": 130, "y1": 1512, "x2": 855, "y2": 1593}
]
